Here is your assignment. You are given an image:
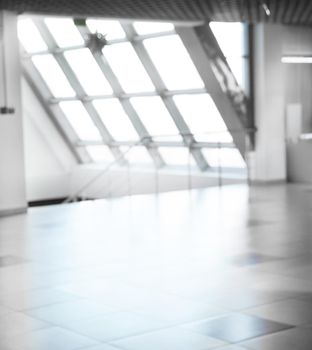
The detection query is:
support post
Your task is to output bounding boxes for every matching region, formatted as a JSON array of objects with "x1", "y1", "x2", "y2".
[{"x1": 0, "y1": 11, "x2": 27, "y2": 216}]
